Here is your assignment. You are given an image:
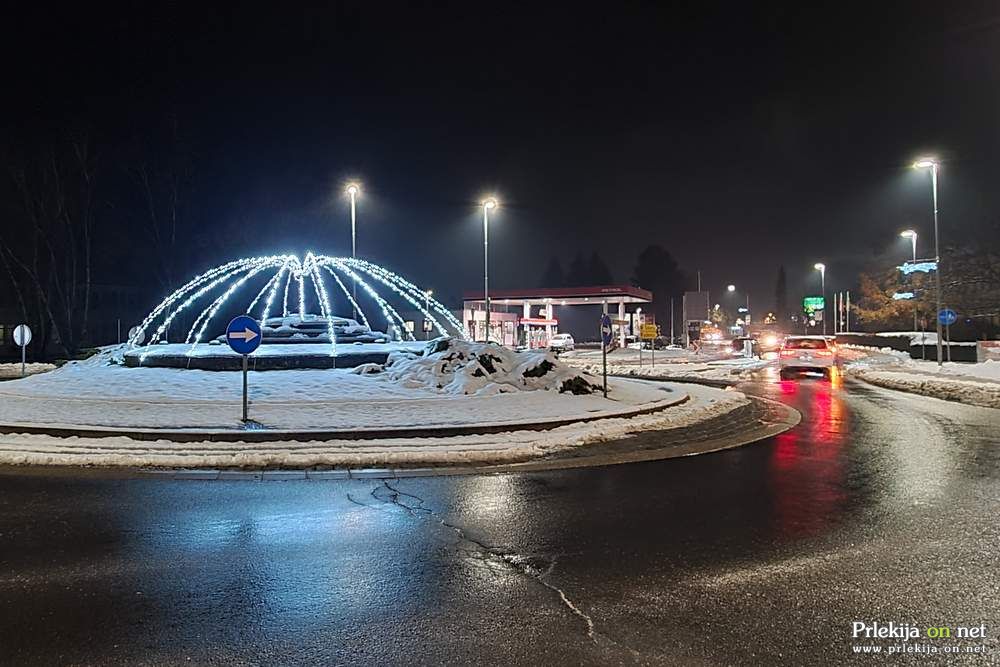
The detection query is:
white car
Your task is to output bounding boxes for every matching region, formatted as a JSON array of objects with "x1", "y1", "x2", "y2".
[
  {"x1": 547, "y1": 333, "x2": 575, "y2": 352},
  {"x1": 779, "y1": 335, "x2": 837, "y2": 378}
]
